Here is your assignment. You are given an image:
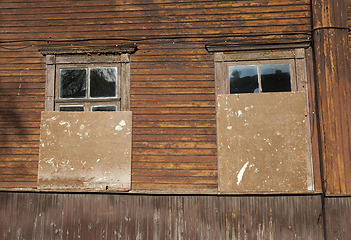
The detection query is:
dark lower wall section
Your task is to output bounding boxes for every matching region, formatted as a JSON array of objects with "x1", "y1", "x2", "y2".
[
  {"x1": 0, "y1": 192, "x2": 323, "y2": 240},
  {"x1": 325, "y1": 197, "x2": 351, "y2": 240}
]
